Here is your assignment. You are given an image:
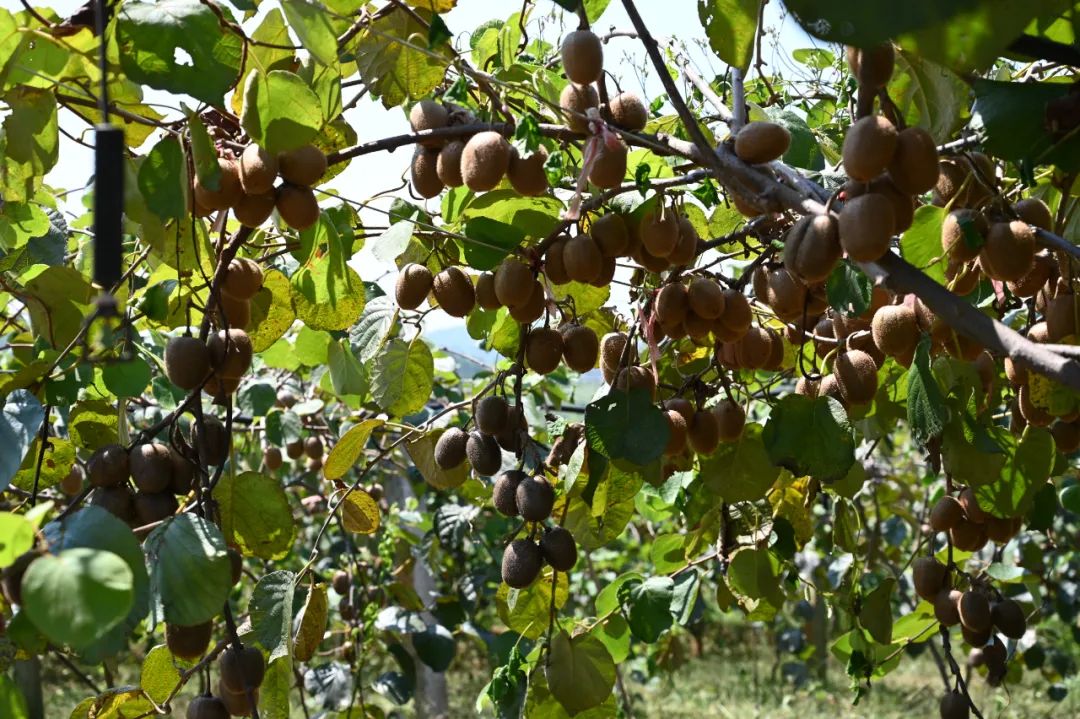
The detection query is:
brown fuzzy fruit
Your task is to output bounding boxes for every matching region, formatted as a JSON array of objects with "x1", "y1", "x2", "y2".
[
  {"x1": 715, "y1": 399, "x2": 746, "y2": 442},
  {"x1": 887, "y1": 127, "x2": 939, "y2": 195},
  {"x1": 912, "y1": 556, "x2": 948, "y2": 601},
  {"x1": 669, "y1": 217, "x2": 699, "y2": 265},
  {"x1": 545, "y1": 237, "x2": 571, "y2": 285},
  {"x1": 494, "y1": 258, "x2": 534, "y2": 308},
  {"x1": 541, "y1": 526, "x2": 578, "y2": 571},
  {"x1": 656, "y1": 283, "x2": 690, "y2": 328},
  {"x1": 217, "y1": 294, "x2": 249, "y2": 332},
  {"x1": 264, "y1": 447, "x2": 283, "y2": 471},
  {"x1": 1052, "y1": 420, "x2": 1080, "y2": 453},
  {"x1": 526, "y1": 327, "x2": 564, "y2": 374},
  {"x1": 165, "y1": 336, "x2": 212, "y2": 391},
  {"x1": 166, "y1": 620, "x2": 214, "y2": 661},
  {"x1": 1045, "y1": 293, "x2": 1080, "y2": 341},
  {"x1": 592, "y1": 213, "x2": 629, "y2": 257},
  {"x1": 1, "y1": 551, "x2": 39, "y2": 605},
  {"x1": 784, "y1": 214, "x2": 841, "y2": 283},
  {"x1": 278, "y1": 145, "x2": 326, "y2": 187},
  {"x1": 934, "y1": 155, "x2": 995, "y2": 208},
  {"x1": 991, "y1": 598, "x2": 1026, "y2": 639},
  {"x1": 846, "y1": 44, "x2": 895, "y2": 89},
  {"x1": 275, "y1": 183, "x2": 320, "y2": 230},
  {"x1": 934, "y1": 588, "x2": 963, "y2": 627},
  {"x1": 461, "y1": 131, "x2": 511, "y2": 192},
  {"x1": 561, "y1": 324, "x2": 599, "y2": 373},
  {"x1": 563, "y1": 234, "x2": 603, "y2": 283},
  {"x1": 715, "y1": 290, "x2": 752, "y2": 340},
  {"x1": 958, "y1": 591, "x2": 992, "y2": 634},
  {"x1": 410, "y1": 147, "x2": 444, "y2": 199},
  {"x1": 285, "y1": 440, "x2": 305, "y2": 460},
  {"x1": 208, "y1": 329, "x2": 253, "y2": 379},
  {"x1": 475, "y1": 271, "x2": 500, "y2": 310},
  {"x1": 220, "y1": 645, "x2": 266, "y2": 694},
  {"x1": 640, "y1": 207, "x2": 679, "y2": 257},
  {"x1": 609, "y1": 92, "x2": 648, "y2": 130},
  {"x1": 233, "y1": 190, "x2": 276, "y2": 228},
  {"x1": 949, "y1": 518, "x2": 988, "y2": 552},
  {"x1": 516, "y1": 475, "x2": 555, "y2": 521},
  {"x1": 475, "y1": 396, "x2": 509, "y2": 436},
  {"x1": 223, "y1": 258, "x2": 263, "y2": 300},
  {"x1": 436, "y1": 140, "x2": 465, "y2": 187},
  {"x1": 842, "y1": 115, "x2": 898, "y2": 182},
  {"x1": 508, "y1": 146, "x2": 549, "y2": 196},
  {"x1": 614, "y1": 365, "x2": 656, "y2": 399},
  {"x1": 664, "y1": 409, "x2": 688, "y2": 455},
  {"x1": 187, "y1": 695, "x2": 230, "y2": 719},
  {"x1": 130, "y1": 443, "x2": 174, "y2": 494},
  {"x1": 508, "y1": 280, "x2": 545, "y2": 323},
  {"x1": 941, "y1": 209, "x2": 988, "y2": 263},
  {"x1": 493, "y1": 469, "x2": 525, "y2": 517},
  {"x1": 304, "y1": 437, "x2": 324, "y2": 460},
  {"x1": 432, "y1": 266, "x2": 475, "y2": 317},
  {"x1": 395, "y1": 263, "x2": 434, "y2": 310},
  {"x1": 839, "y1": 193, "x2": 895, "y2": 262},
  {"x1": 834, "y1": 349, "x2": 878, "y2": 405},
  {"x1": 980, "y1": 221, "x2": 1035, "y2": 282},
  {"x1": 91, "y1": 485, "x2": 135, "y2": 521},
  {"x1": 502, "y1": 539, "x2": 543, "y2": 588},
  {"x1": 959, "y1": 487, "x2": 987, "y2": 524},
  {"x1": 466, "y1": 432, "x2": 502, "y2": 476},
  {"x1": 589, "y1": 138, "x2": 628, "y2": 189},
  {"x1": 688, "y1": 410, "x2": 721, "y2": 455},
  {"x1": 734, "y1": 121, "x2": 791, "y2": 164},
  {"x1": 194, "y1": 159, "x2": 244, "y2": 211},
  {"x1": 409, "y1": 100, "x2": 449, "y2": 146},
  {"x1": 871, "y1": 303, "x2": 919, "y2": 361},
  {"x1": 764, "y1": 267, "x2": 808, "y2": 322},
  {"x1": 560, "y1": 29, "x2": 603, "y2": 84},
  {"x1": 238, "y1": 144, "x2": 278, "y2": 195},
  {"x1": 434, "y1": 427, "x2": 468, "y2": 469},
  {"x1": 939, "y1": 690, "x2": 970, "y2": 719},
  {"x1": 929, "y1": 495, "x2": 965, "y2": 533},
  {"x1": 195, "y1": 417, "x2": 230, "y2": 466},
  {"x1": 600, "y1": 332, "x2": 628, "y2": 382},
  {"x1": 1013, "y1": 198, "x2": 1053, "y2": 230},
  {"x1": 687, "y1": 278, "x2": 725, "y2": 320},
  {"x1": 560, "y1": 83, "x2": 600, "y2": 134}
]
